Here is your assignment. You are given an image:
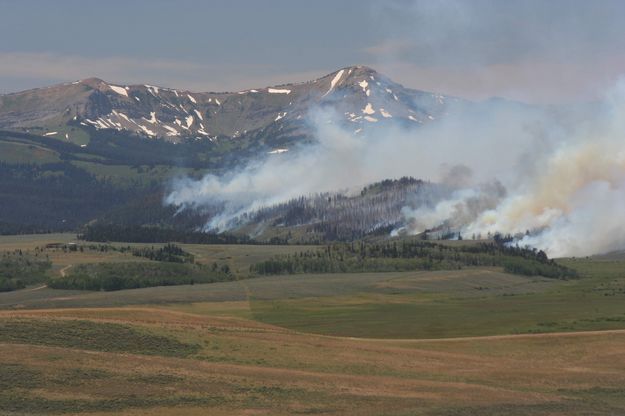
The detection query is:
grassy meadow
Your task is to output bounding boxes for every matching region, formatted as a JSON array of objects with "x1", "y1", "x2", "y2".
[{"x1": 1, "y1": 234, "x2": 625, "y2": 414}]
